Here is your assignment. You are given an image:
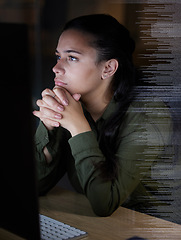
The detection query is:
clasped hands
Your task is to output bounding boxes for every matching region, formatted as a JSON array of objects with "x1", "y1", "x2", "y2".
[{"x1": 33, "y1": 87, "x2": 91, "y2": 137}]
